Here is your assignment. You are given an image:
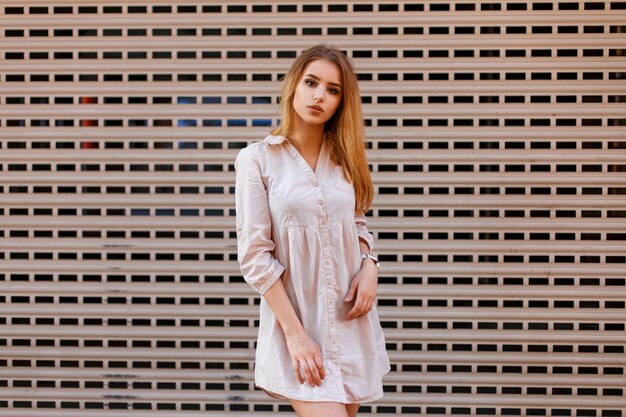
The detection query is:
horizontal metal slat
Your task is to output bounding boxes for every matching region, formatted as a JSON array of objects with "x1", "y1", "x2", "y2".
[
  {"x1": 1, "y1": 126, "x2": 623, "y2": 140},
  {"x1": 1, "y1": 388, "x2": 624, "y2": 408},
  {"x1": 3, "y1": 104, "x2": 625, "y2": 118},
  {"x1": 2, "y1": 281, "x2": 625, "y2": 298},
  {"x1": 1, "y1": 237, "x2": 623, "y2": 254},
  {"x1": 3, "y1": 305, "x2": 625, "y2": 321},
  {"x1": 1, "y1": 9, "x2": 623, "y2": 27},
  {"x1": 0, "y1": 217, "x2": 623, "y2": 232},
  {"x1": 4, "y1": 33, "x2": 625, "y2": 49},
  {"x1": 6, "y1": 172, "x2": 626, "y2": 188},
  {"x1": 2, "y1": 149, "x2": 625, "y2": 162},
  {"x1": 2, "y1": 260, "x2": 624, "y2": 277},
  {"x1": 2, "y1": 77, "x2": 626, "y2": 91},
  {"x1": 3, "y1": 347, "x2": 625, "y2": 366},
  {"x1": 4, "y1": 326, "x2": 626, "y2": 343},
  {"x1": 2, "y1": 194, "x2": 625, "y2": 208}
]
